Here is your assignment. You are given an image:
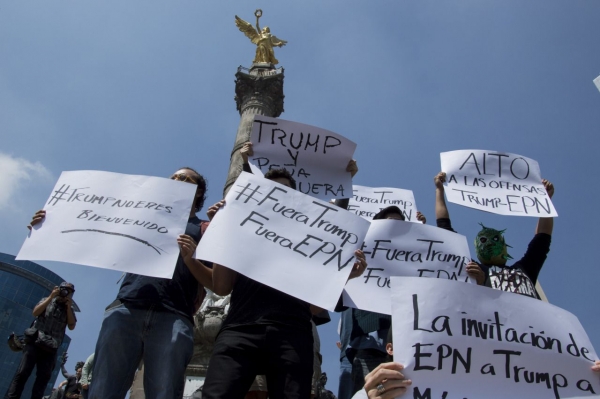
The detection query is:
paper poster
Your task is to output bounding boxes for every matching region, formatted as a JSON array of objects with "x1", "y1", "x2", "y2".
[
  {"x1": 17, "y1": 170, "x2": 196, "y2": 278},
  {"x1": 343, "y1": 220, "x2": 472, "y2": 314},
  {"x1": 348, "y1": 185, "x2": 420, "y2": 222},
  {"x1": 391, "y1": 277, "x2": 599, "y2": 399},
  {"x1": 248, "y1": 115, "x2": 356, "y2": 200},
  {"x1": 441, "y1": 150, "x2": 557, "y2": 217},
  {"x1": 196, "y1": 172, "x2": 371, "y2": 310}
]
